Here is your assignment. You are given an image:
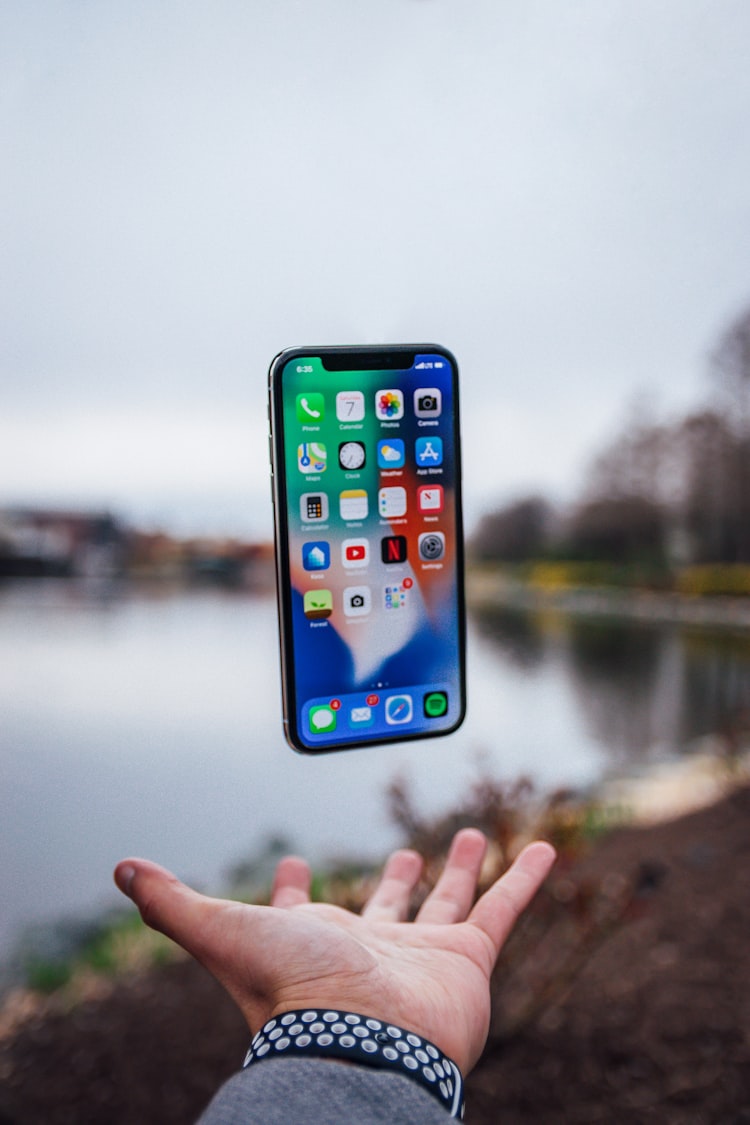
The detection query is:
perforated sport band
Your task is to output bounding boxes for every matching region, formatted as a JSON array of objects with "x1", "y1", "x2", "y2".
[{"x1": 243, "y1": 1008, "x2": 465, "y2": 1119}]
